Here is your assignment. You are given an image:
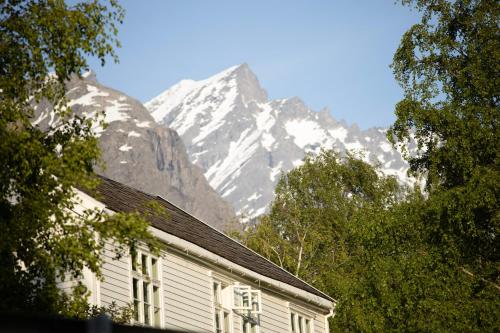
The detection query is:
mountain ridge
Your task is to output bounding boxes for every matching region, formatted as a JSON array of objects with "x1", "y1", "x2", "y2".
[
  {"x1": 34, "y1": 72, "x2": 237, "y2": 229},
  {"x1": 146, "y1": 64, "x2": 413, "y2": 219}
]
